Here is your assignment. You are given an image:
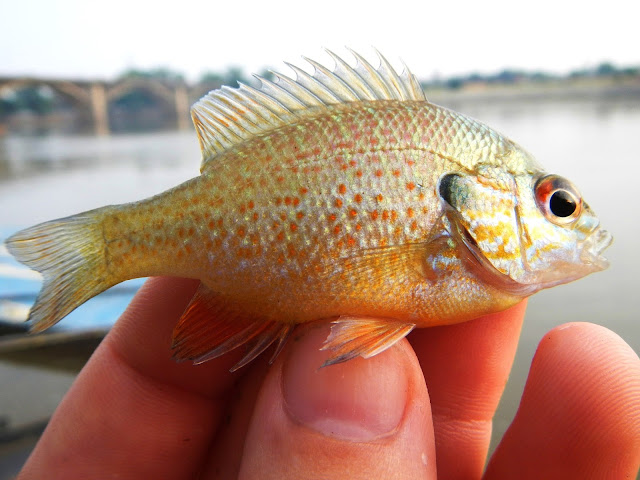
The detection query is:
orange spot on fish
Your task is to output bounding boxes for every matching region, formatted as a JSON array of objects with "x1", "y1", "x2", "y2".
[
  {"x1": 355, "y1": 223, "x2": 362, "y2": 231},
  {"x1": 376, "y1": 194, "x2": 384, "y2": 202},
  {"x1": 347, "y1": 235, "x2": 356, "y2": 246},
  {"x1": 293, "y1": 197, "x2": 300, "y2": 207},
  {"x1": 185, "y1": 244, "x2": 193, "y2": 254},
  {"x1": 407, "y1": 182, "x2": 416, "y2": 191},
  {"x1": 382, "y1": 210, "x2": 390, "y2": 220},
  {"x1": 290, "y1": 223, "x2": 298, "y2": 232},
  {"x1": 335, "y1": 199, "x2": 343, "y2": 208},
  {"x1": 379, "y1": 238, "x2": 387, "y2": 247},
  {"x1": 328, "y1": 214, "x2": 337, "y2": 222},
  {"x1": 280, "y1": 213, "x2": 287, "y2": 221},
  {"x1": 296, "y1": 212, "x2": 304, "y2": 219},
  {"x1": 338, "y1": 184, "x2": 347, "y2": 194},
  {"x1": 277, "y1": 176, "x2": 285, "y2": 183},
  {"x1": 411, "y1": 221, "x2": 418, "y2": 231},
  {"x1": 248, "y1": 201, "x2": 255, "y2": 209},
  {"x1": 354, "y1": 194, "x2": 362, "y2": 203},
  {"x1": 391, "y1": 210, "x2": 398, "y2": 221},
  {"x1": 349, "y1": 209, "x2": 357, "y2": 217},
  {"x1": 299, "y1": 187, "x2": 308, "y2": 195},
  {"x1": 393, "y1": 169, "x2": 401, "y2": 177},
  {"x1": 285, "y1": 197, "x2": 292, "y2": 205},
  {"x1": 237, "y1": 226, "x2": 246, "y2": 237},
  {"x1": 188, "y1": 227, "x2": 195, "y2": 236},
  {"x1": 277, "y1": 231, "x2": 285, "y2": 242},
  {"x1": 371, "y1": 210, "x2": 379, "y2": 220},
  {"x1": 334, "y1": 224, "x2": 342, "y2": 234},
  {"x1": 356, "y1": 170, "x2": 363, "y2": 177},
  {"x1": 276, "y1": 198, "x2": 282, "y2": 206},
  {"x1": 375, "y1": 169, "x2": 383, "y2": 177},
  {"x1": 253, "y1": 213, "x2": 259, "y2": 221},
  {"x1": 407, "y1": 207, "x2": 414, "y2": 218}
]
